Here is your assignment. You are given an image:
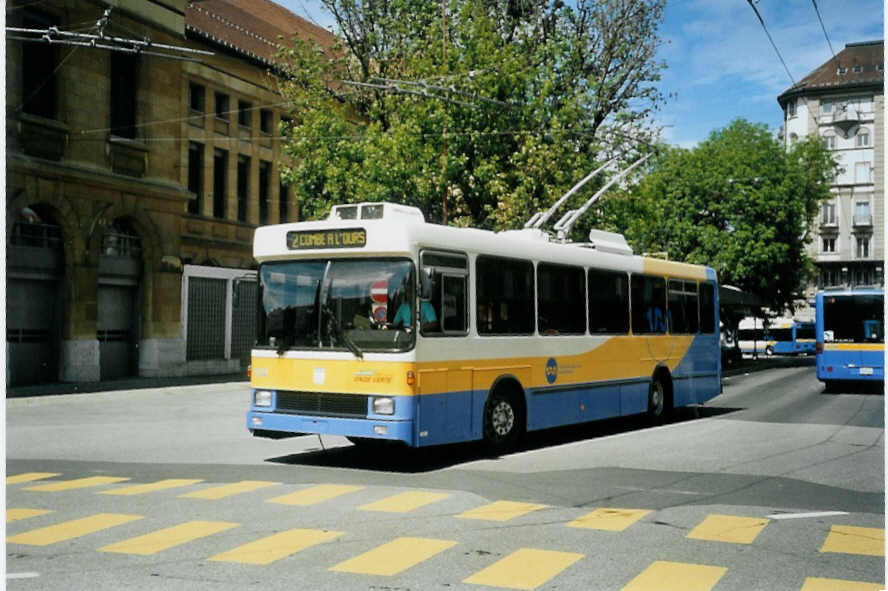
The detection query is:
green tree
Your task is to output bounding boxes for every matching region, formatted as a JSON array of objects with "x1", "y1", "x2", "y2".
[
  {"x1": 276, "y1": 0, "x2": 667, "y2": 228},
  {"x1": 596, "y1": 119, "x2": 836, "y2": 313}
]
